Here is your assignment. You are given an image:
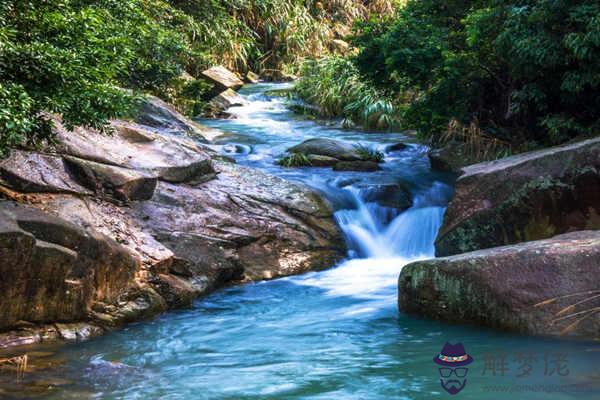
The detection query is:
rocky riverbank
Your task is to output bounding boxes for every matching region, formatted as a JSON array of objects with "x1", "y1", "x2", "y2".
[
  {"x1": 0, "y1": 96, "x2": 344, "y2": 349},
  {"x1": 399, "y1": 137, "x2": 600, "y2": 340}
]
